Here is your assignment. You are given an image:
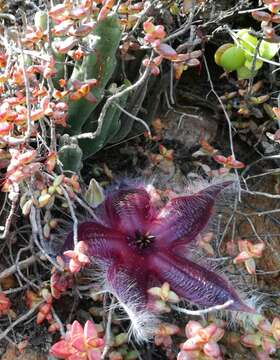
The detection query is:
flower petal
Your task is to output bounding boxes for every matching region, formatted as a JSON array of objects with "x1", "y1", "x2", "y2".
[
  {"x1": 150, "y1": 182, "x2": 233, "y2": 248},
  {"x1": 150, "y1": 252, "x2": 254, "y2": 313},
  {"x1": 105, "y1": 263, "x2": 157, "y2": 342},
  {"x1": 98, "y1": 184, "x2": 156, "y2": 234},
  {"x1": 63, "y1": 222, "x2": 125, "y2": 260}
]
